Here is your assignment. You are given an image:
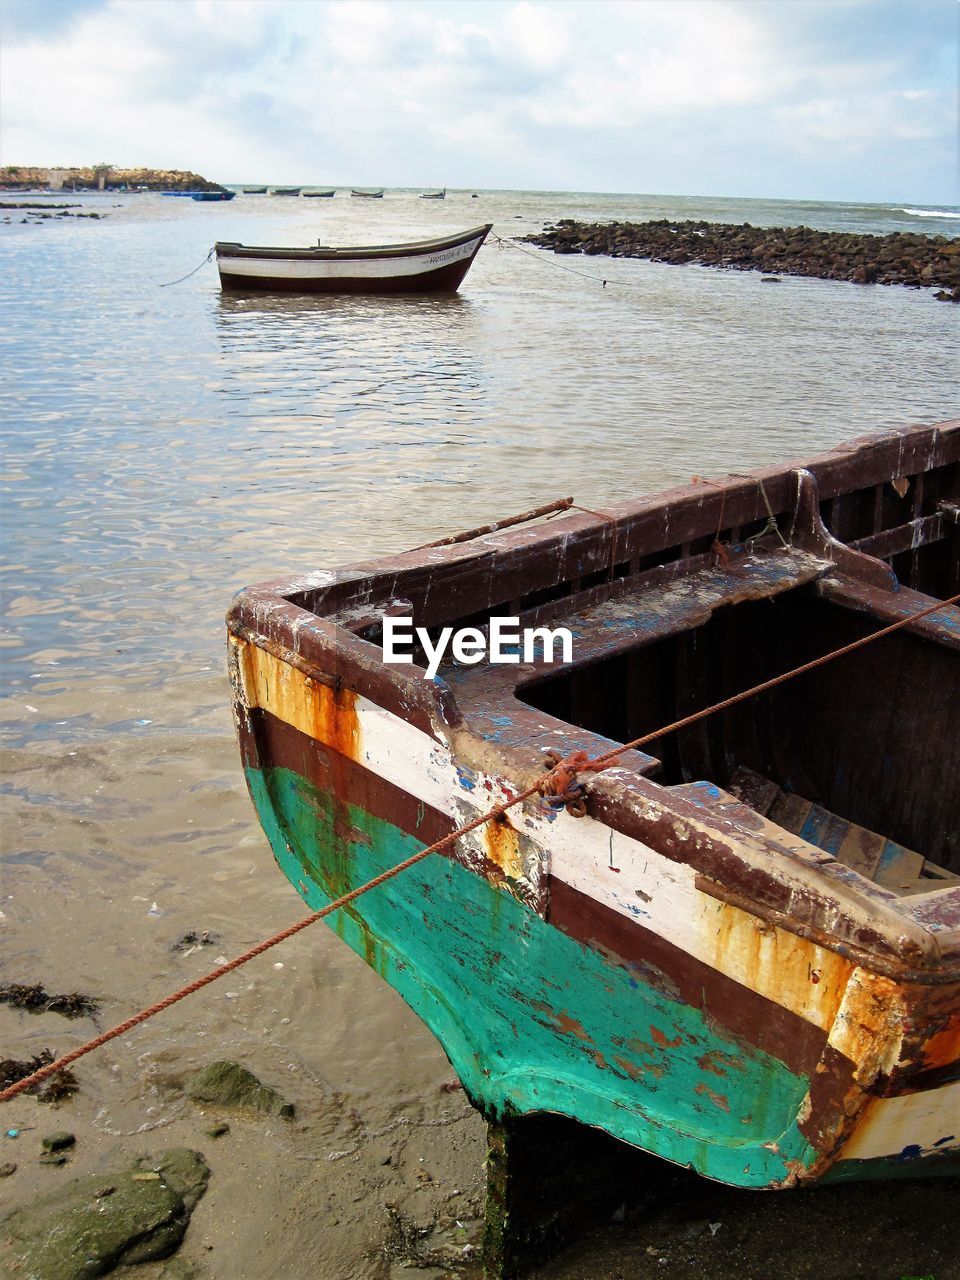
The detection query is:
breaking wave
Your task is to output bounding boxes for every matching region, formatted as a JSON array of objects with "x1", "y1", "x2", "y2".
[{"x1": 901, "y1": 207, "x2": 960, "y2": 219}]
